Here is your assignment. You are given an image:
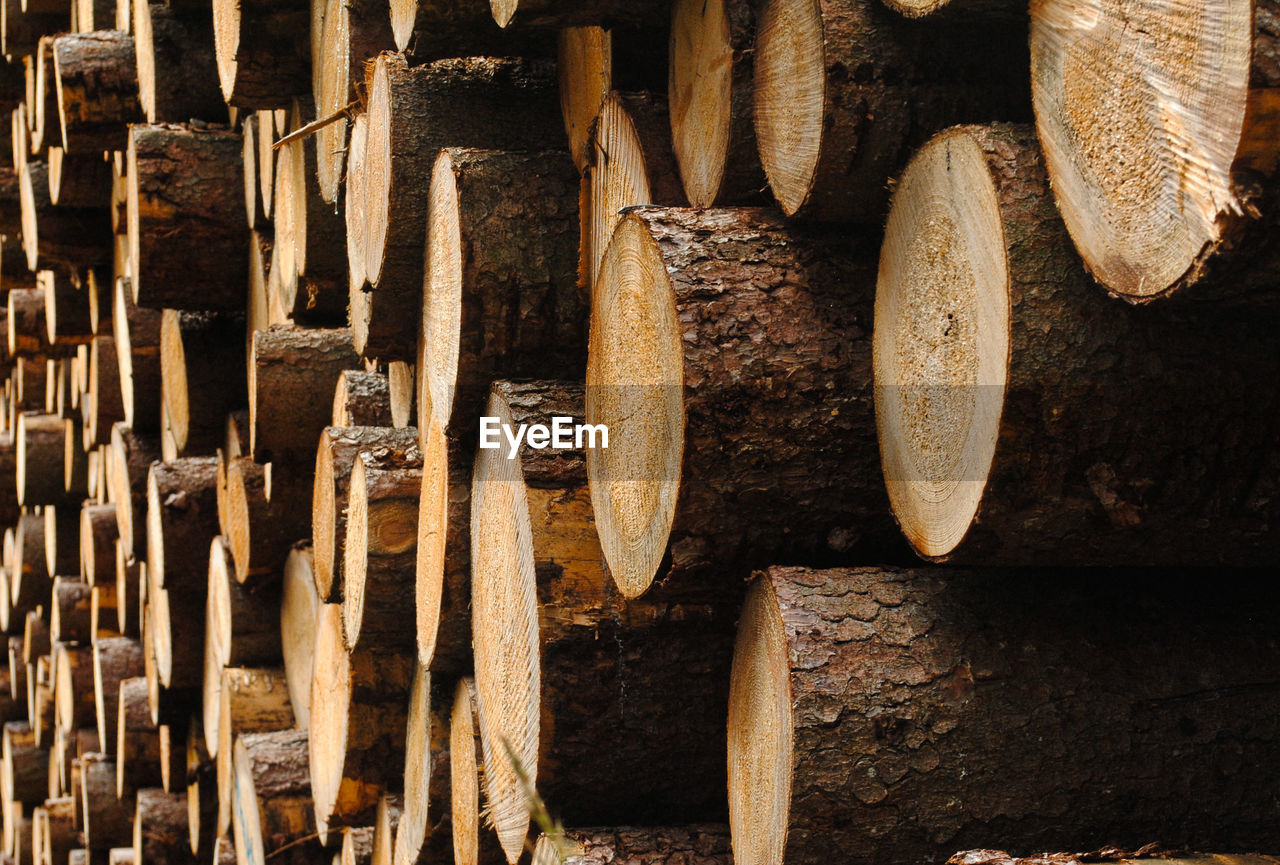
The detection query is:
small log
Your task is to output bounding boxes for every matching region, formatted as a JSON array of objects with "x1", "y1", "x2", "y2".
[
  {"x1": 115, "y1": 676, "x2": 160, "y2": 796},
  {"x1": 309, "y1": 604, "x2": 413, "y2": 835},
  {"x1": 312, "y1": 427, "x2": 419, "y2": 604},
  {"x1": 93, "y1": 637, "x2": 143, "y2": 752},
  {"x1": 132, "y1": 788, "x2": 197, "y2": 865},
  {"x1": 50, "y1": 578, "x2": 91, "y2": 643},
  {"x1": 17, "y1": 412, "x2": 68, "y2": 506},
  {"x1": 6, "y1": 288, "x2": 51, "y2": 360},
  {"x1": 231, "y1": 728, "x2": 314, "y2": 865},
  {"x1": 214, "y1": 667, "x2": 293, "y2": 837},
  {"x1": 80, "y1": 503, "x2": 118, "y2": 586},
  {"x1": 357, "y1": 54, "x2": 561, "y2": 360},
  {"x1": 385, "y1": 362, "x2": 413, "y2": 430},
  {"x1": 341, "y1": 444, "x2": 422, "y2": 650},
  {"x1": 126, "y1": 125, "x2": 245, "y2": 312},
  {"x1": 32, "y1": 798, "x2": 75, "y2": 865},
  {"x1": 332, "y1": 372, "x2": 391, "y2": 428},
  {"x1": 447, "y1": 679, "x2": 502, "y2": 865},
  {"x1": 9, "y1": 514, "x2": 50, "y2": 618},
  {"x1": 60, "y1": 422, "x2": 89, "y2": 499},
  {"x1": 86, "y1": 336, "x2": 125, "y2": 448},
  {"x1": 80, "y1": 754, "x2": 133, "y2": 851},
  {"x1": 21, "y1": 611, "x2": 49, "y2": 664},
  {"x1": 147, "y1": 581, "x2": 204, "y2": 691},
  {"x1": 110, "y1": 277, "x2": 163, "y2": 434},
  {"x1": 342, "y1": 826, "x2": 373, "y2": 865},
  {"x1": 241, "y1": 113, "x2": 264, "y2": 229},
  {"x1": 145, "y1": 457, "x2": 218, "y2": 589},
  {"x1": 206, "y1": 535, "x2": 282, "y2": 671},
  {"x1": 211, "y1": 0, "x2": 308, "y2": 108},
  {"x1": 249, "y1": 325, "x2": 359, "y2": 463},
  {"x1": 390, "y1": 667, "x2": 449, "y2": 865},
  {"x1": 107, "y1": 424, "x2": 160, "y2": 560},
  {"x1": 33, "y1": 38, "x2": 63, "y2": 155},
  {"x1": 0, "y1": 436, "x2": 16, "y2": 528},
  {"x1": 19, "y1": 160, "x2": 111, "y2": 272},
  {"x1": 371, "y1": 796, "x2": 401, "y2": 865},
  {"x1": 40, "y1": 269, "x2": 92, "y2": 349},
  {"x1": 531, "y1": 827, "x2": 731, "y2": 865},
  {"x1": 47, "y1": 147, "x2": 113, "y2": 207},
  {"x1": 224, "y1": 458, "x2": 310, "y2": 583},
  {"x1": 6, "y1": 802, "x2": 33, "y2": 865},
  {"x1": 53, "y1": 641, "x2": 94, "y2": 735},
  {"x1": 419, "y1": 148, "x2": 580, "y2": 434},
  {"x1": 1, "y1": 721, "x2": 44, "y2": 805},
  {"x1": 414, "y1": 419, "x2": 469, "y2": 672},
  {"x1": 279, "y1": 543, "x2": 315, "y2": 731},
  {"x1": 112, "y1": 542, "x2": 141, "y2": 638},
  {"x1": 43, "y1": 504, "x2": 80, "y2": 578},
  {"x1": 344, "y1": 112, "x2": 368, "y2": 296},
  {"x1": 85, "y1": 269, "x2": 112, "y2": 335},
  {"x1": 185, "y1": 717, "x2": 216, "y2": 856},
  {"x1": 159, "y1": 311, "x2": 246, "y2": 459},
  {"x1": 132, "y1": 3, "x2": 225, "y2": 124}
]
